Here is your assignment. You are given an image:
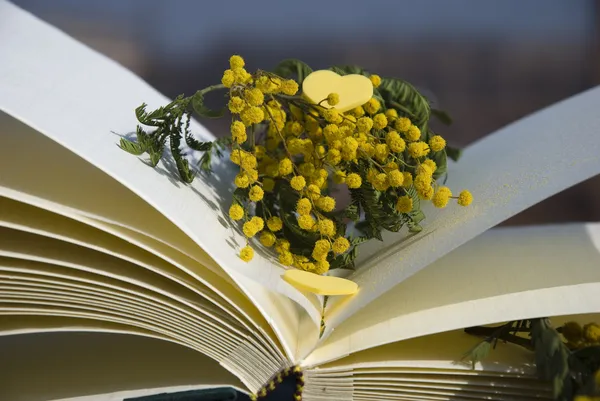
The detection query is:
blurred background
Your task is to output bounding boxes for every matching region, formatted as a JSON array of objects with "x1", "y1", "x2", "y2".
[{"x1": 12, "y1": 0, "x2": 600, "y2": 225}]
